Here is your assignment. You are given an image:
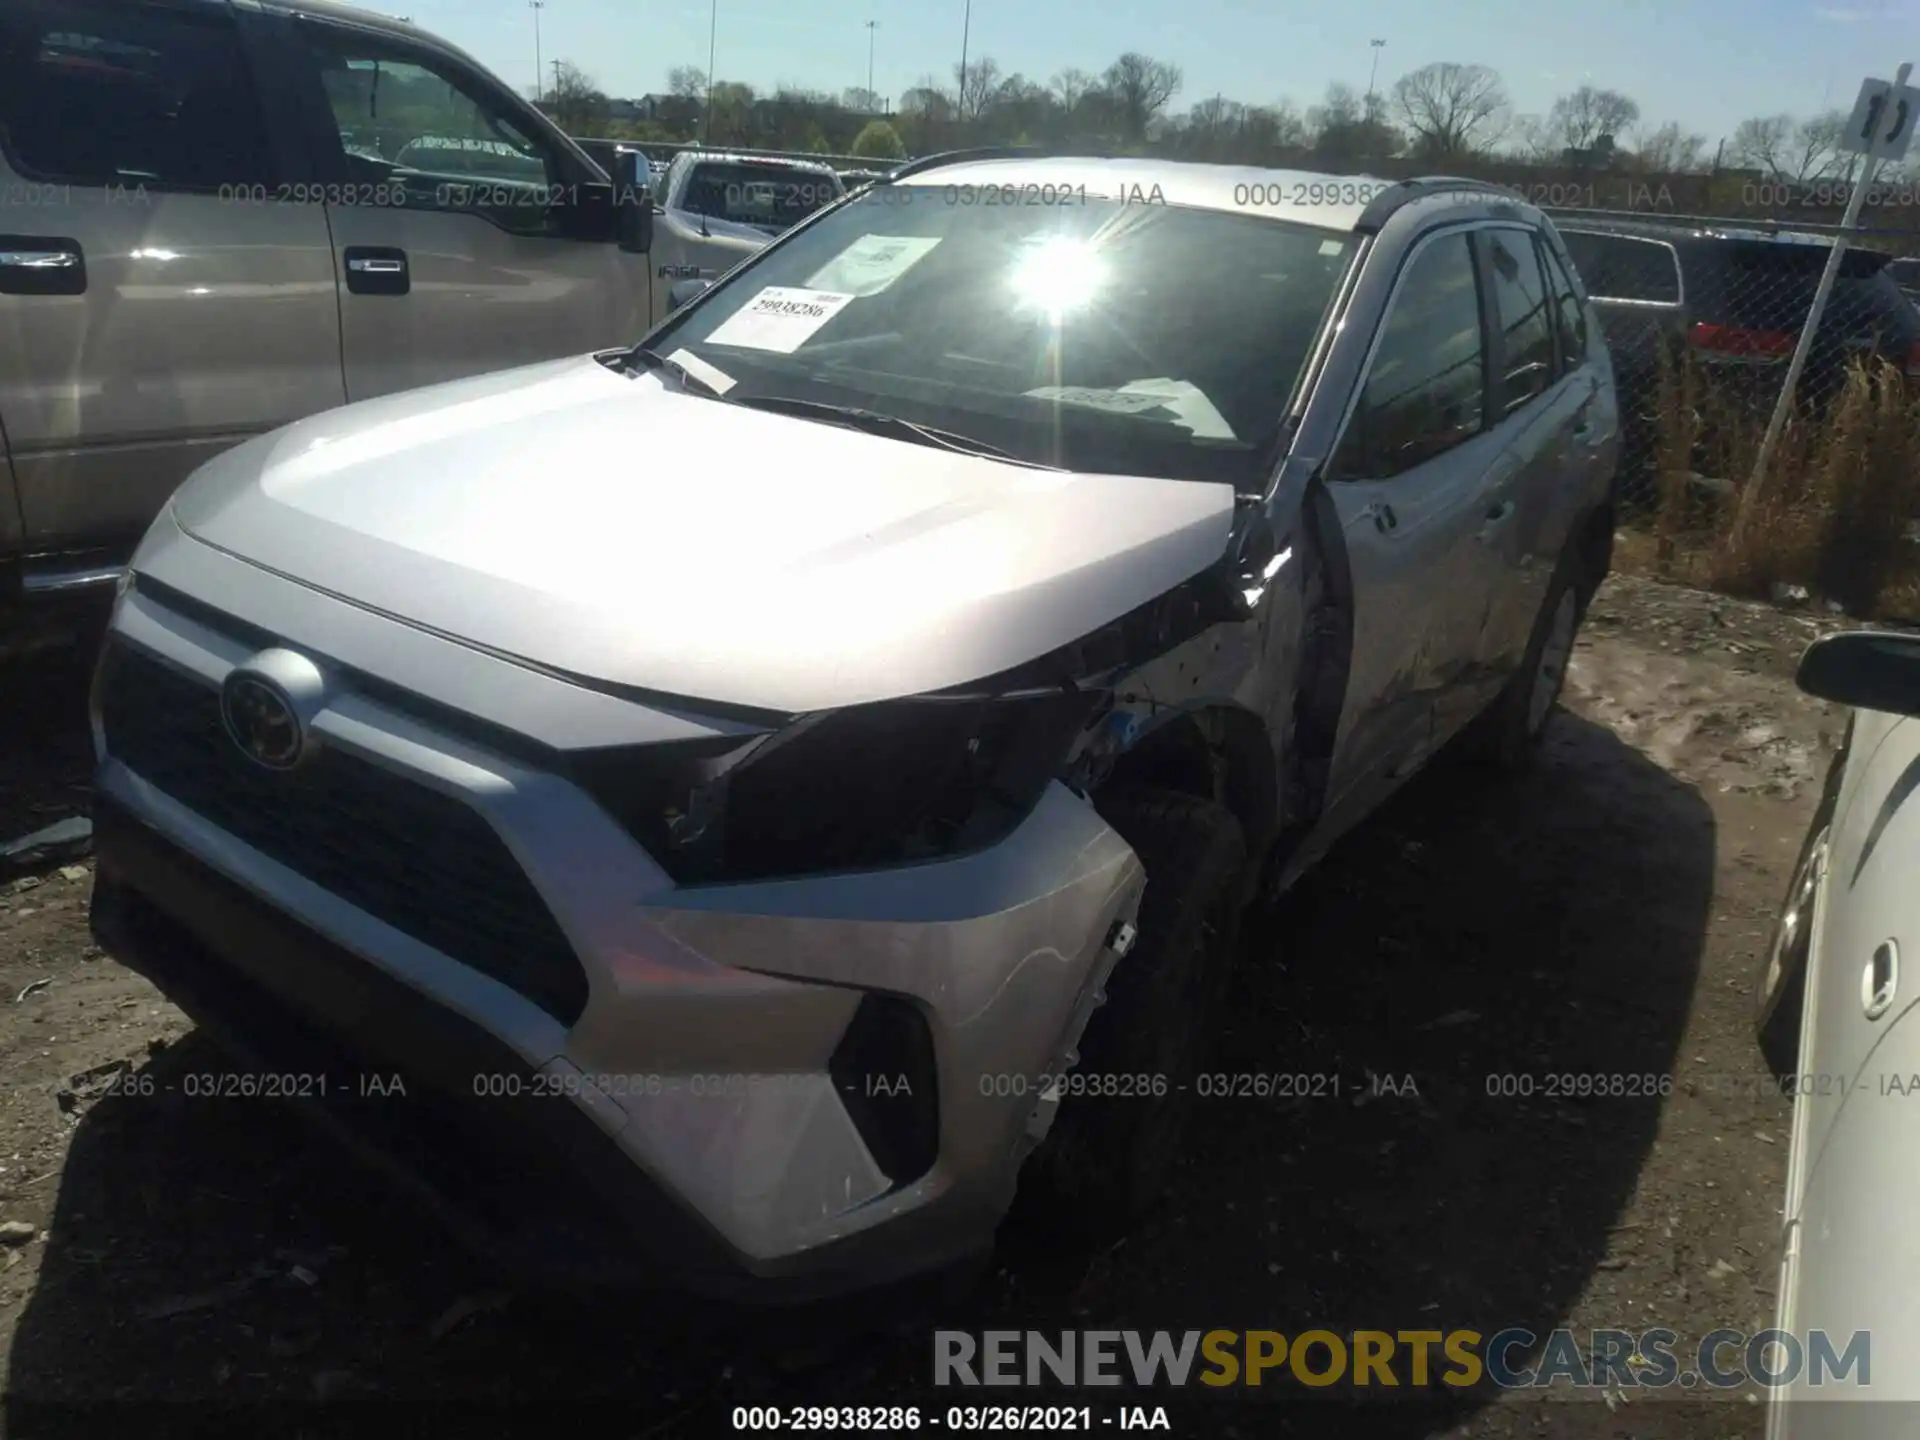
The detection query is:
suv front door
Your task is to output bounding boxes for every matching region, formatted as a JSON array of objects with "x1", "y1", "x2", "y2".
[
  {"x1": 0, "y1": 0, "x2": 343, "y2": 575},
  {"x1": 283, "y1": 16, "x2": 650, "y2": 402},
  {"x1": 1318, "y1": 226, "x2": 1498, "y2": 835}
]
